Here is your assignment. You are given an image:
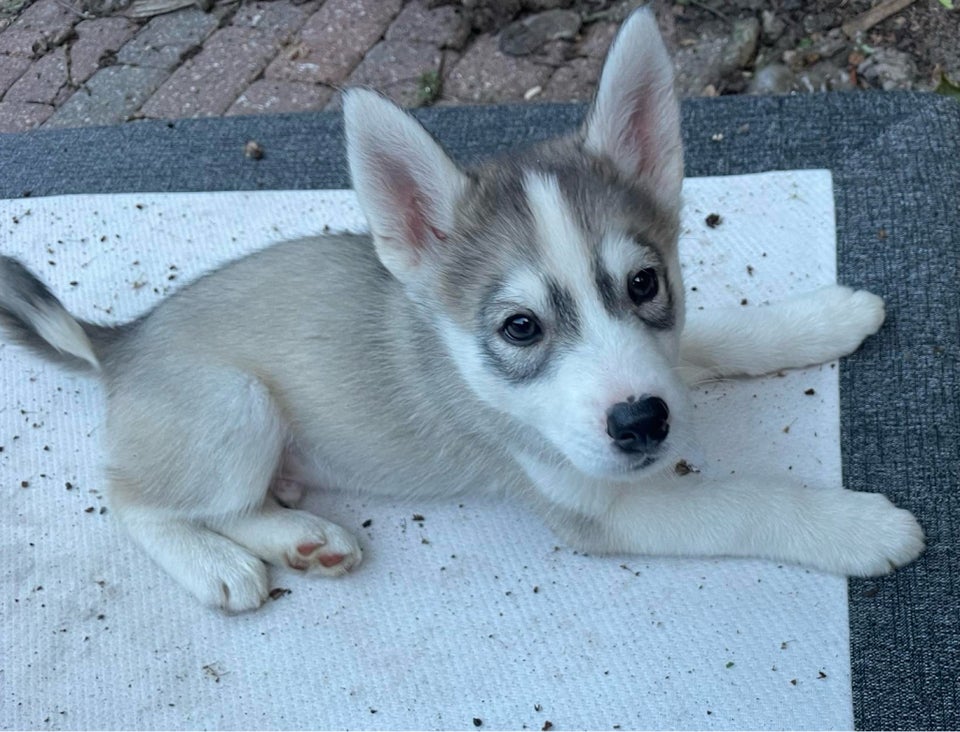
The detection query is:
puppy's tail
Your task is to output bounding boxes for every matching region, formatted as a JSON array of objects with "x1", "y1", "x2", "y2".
[{"x1": 0, "y1": 255, "x2": 125, "y2": 373}]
